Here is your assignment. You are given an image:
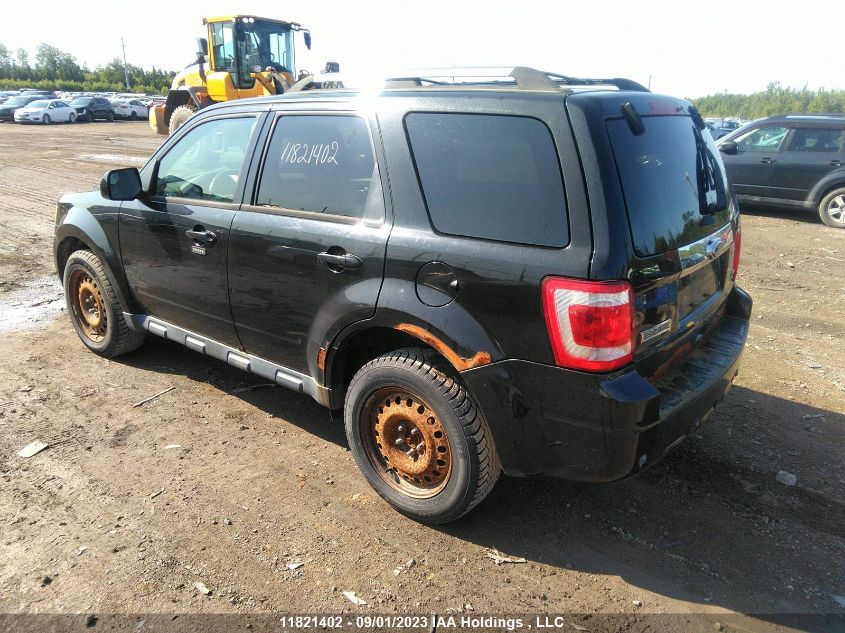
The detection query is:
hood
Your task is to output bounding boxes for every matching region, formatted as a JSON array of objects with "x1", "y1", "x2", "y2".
[{"x1": 17, "y1": 106, "x2": 46, "y2": 114}]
